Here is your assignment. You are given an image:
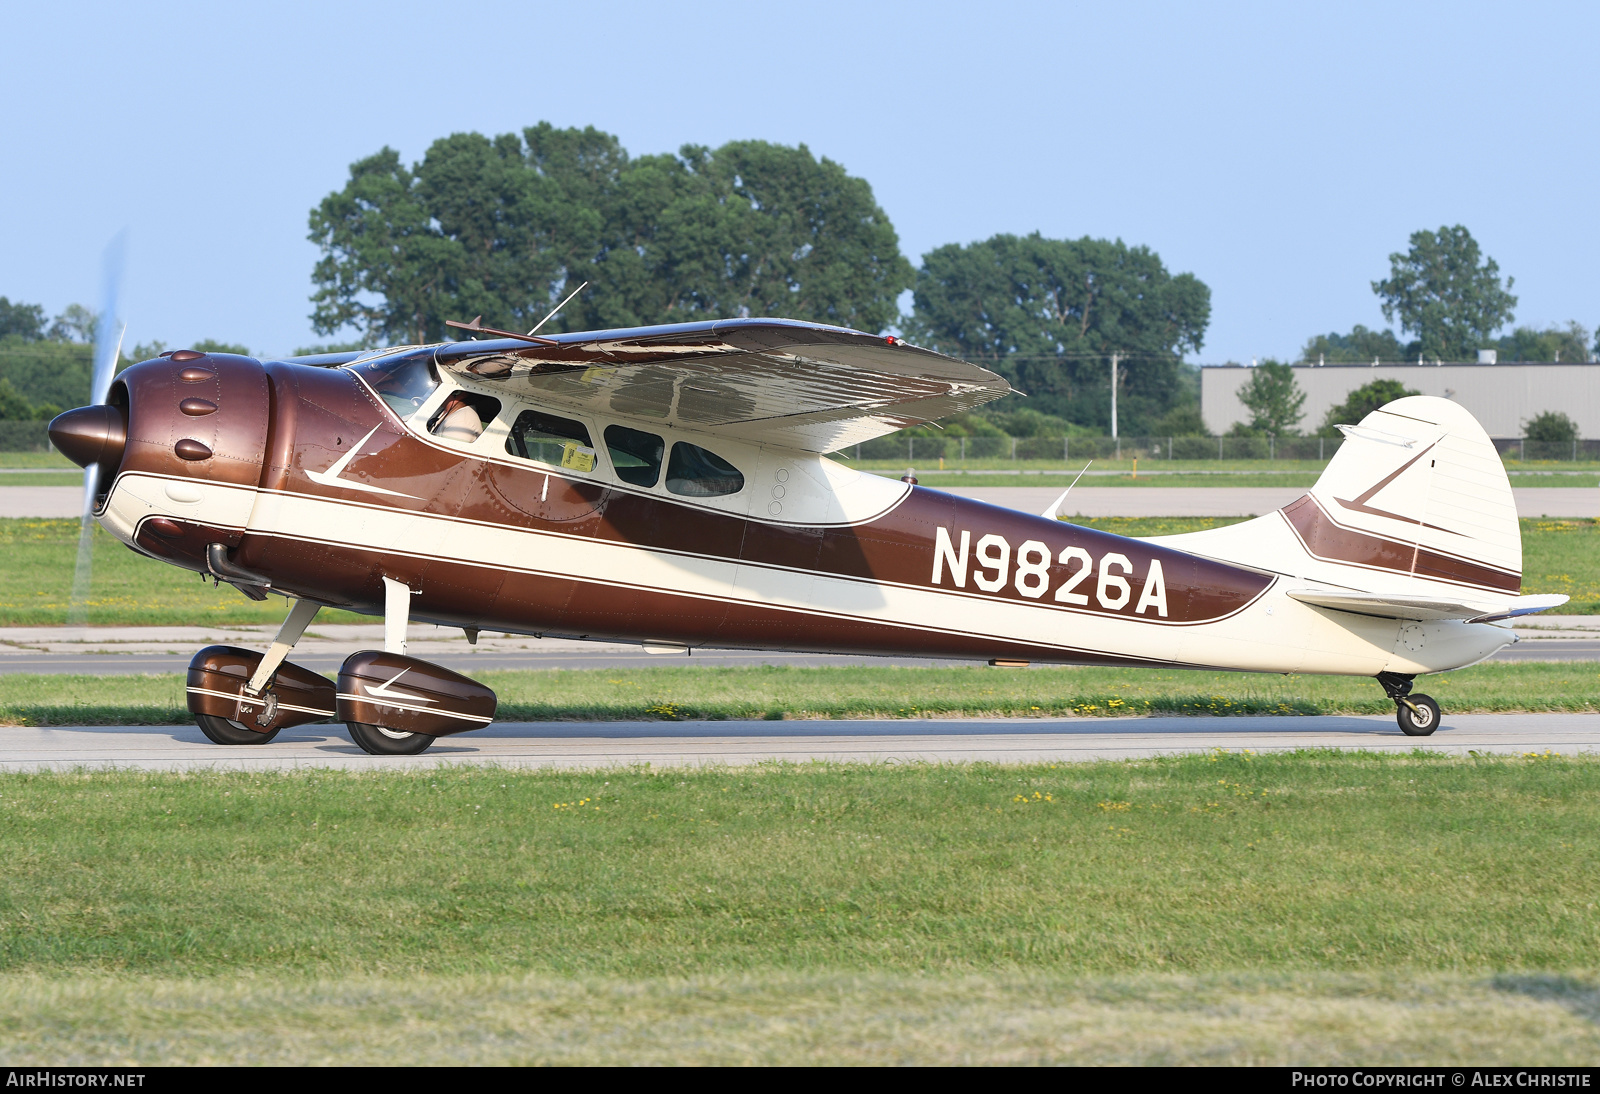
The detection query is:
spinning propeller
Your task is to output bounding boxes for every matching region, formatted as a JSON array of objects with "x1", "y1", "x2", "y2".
[{"x1": 64, "y1": 234, "x2": 126, "y2": 625}]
